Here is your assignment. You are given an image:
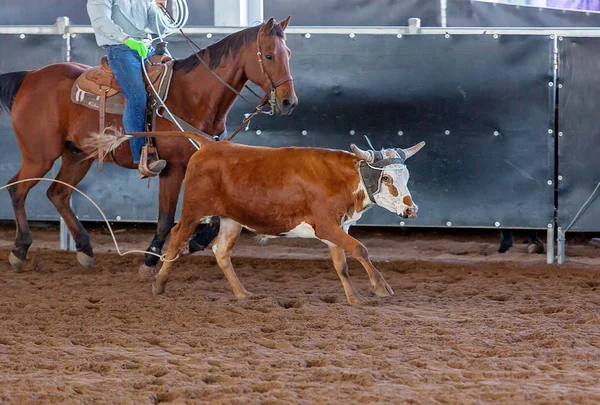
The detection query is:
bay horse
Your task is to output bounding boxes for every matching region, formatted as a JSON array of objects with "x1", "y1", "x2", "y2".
[{"x1": 0, "y1": 17, "x2": 297, "y2": 274}]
